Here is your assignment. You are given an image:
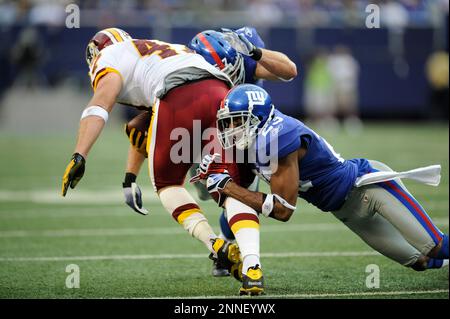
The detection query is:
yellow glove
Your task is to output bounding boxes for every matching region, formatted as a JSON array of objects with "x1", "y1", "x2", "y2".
[{"x1": 61, "y1": 153, "x2": 86, "y2": 197}]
